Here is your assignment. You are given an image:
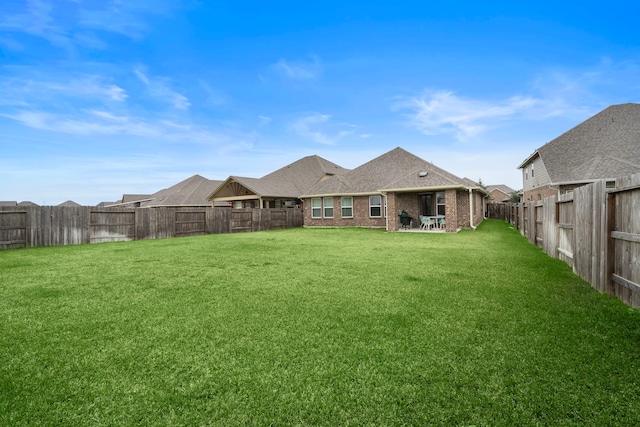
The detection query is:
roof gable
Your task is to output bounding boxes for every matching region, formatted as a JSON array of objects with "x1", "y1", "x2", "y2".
[
  {"x1": 304, "y1": 147, "x2": 474, "y2": 196},
  {"x1": 209, "y1": 155, "x2": 349, "y2": 200}
]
